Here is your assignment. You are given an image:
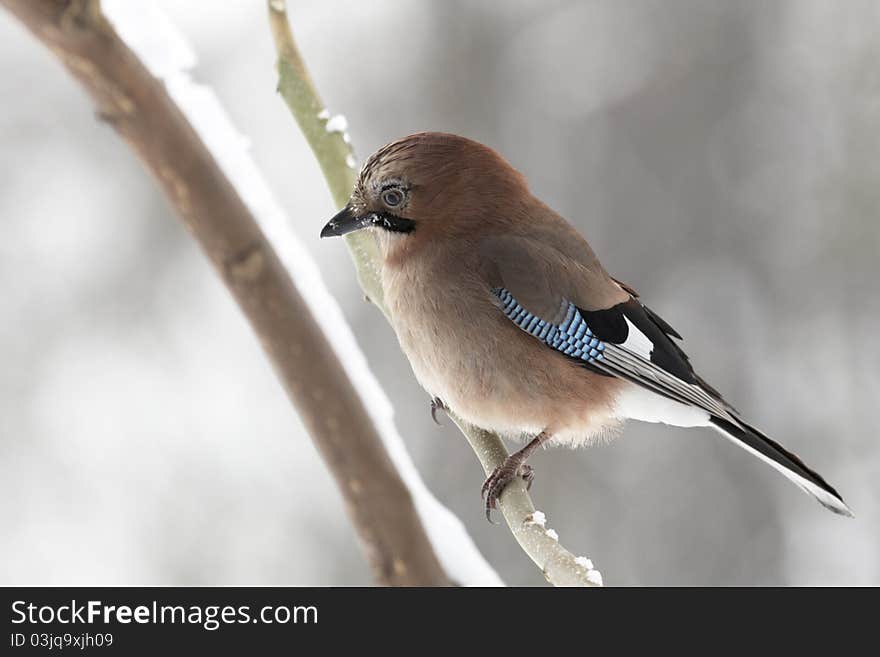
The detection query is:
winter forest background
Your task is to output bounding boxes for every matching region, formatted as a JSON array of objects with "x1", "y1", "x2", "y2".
[{"x1": 1, "y1": 0, "x2": 878, "y2": 585}]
